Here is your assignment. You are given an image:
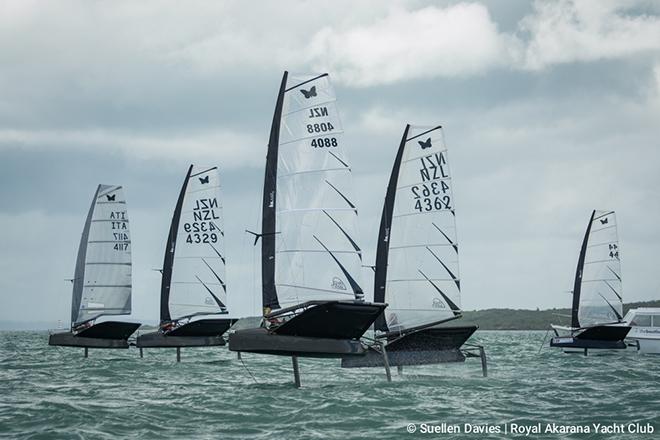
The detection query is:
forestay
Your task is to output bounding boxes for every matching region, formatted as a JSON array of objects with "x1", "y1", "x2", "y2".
[
  {"x1": 576, "y1": 210, "x2": 623, "y2": 327},
  {"x1": 162, "y1": 166, "x2": 228, "y2": 322},
  {"x1": 263, "y1": 72, "x2": 364, "y2": 311},
  {"x1": 71, "y1": 185, "x2": 132, "y2": 327},
  {"x1": 375, "y1": 125, "x2": 461, "y2": 333}
]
